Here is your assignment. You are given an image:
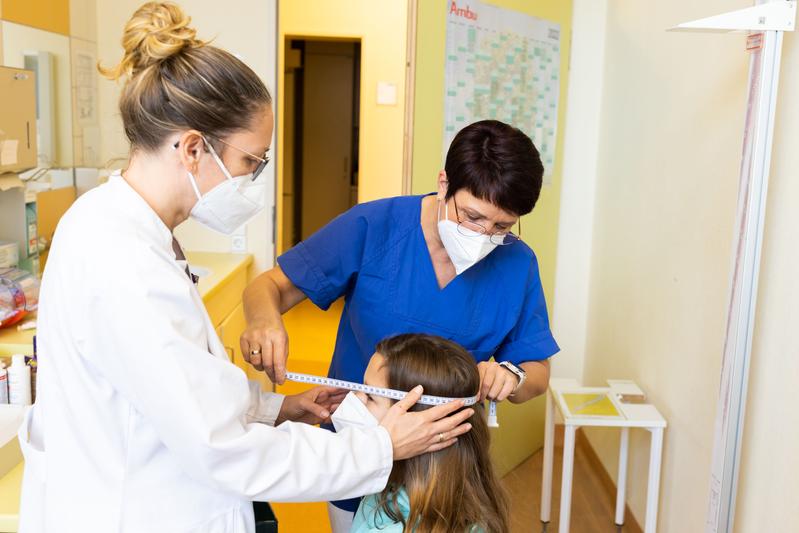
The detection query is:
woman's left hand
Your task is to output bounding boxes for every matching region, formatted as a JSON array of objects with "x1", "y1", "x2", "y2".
[
  {"x1": 477, "y1": 361, "x2": 519, "y2": 402},
  {"x1": 275, "y1": 386, "x2": 348, "y2": 426}
]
